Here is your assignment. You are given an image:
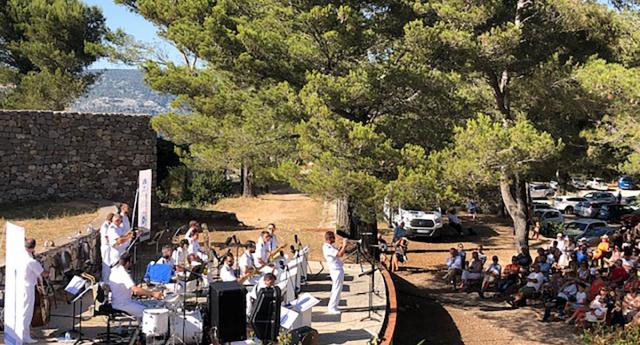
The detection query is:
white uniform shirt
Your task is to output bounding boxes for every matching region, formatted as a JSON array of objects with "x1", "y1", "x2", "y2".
[
  {"x1": 254, "y1": 242, "x2": 269, "y2": 264},
  {"x1": 107, "y1": 223, "x2": 126, "y2": 263},
  {"x1": 220, "y1": 264, "x2": 237, "y2": 282},
  {"x1": 109, "y1": 265, "x2": 135, "y2": 307},
  {"x1": 22, "y1": 251, "x2": 44, "y2": 288},
  {"x1": 99, "y1": 221, "x2": 111, "y2": 247},
  {"x1": 187, "y1": 238, "x2": 201, "y2": 255},
  {"x1": 239, "y1": 251, "x2": 255, "y2": 275},
  {"x1": 172, "y1": 247, "x2": 187, "y2": 266},
  {"x1": 156, "y1": 256, "x2": 175, "y2": 268},
  {"x1": 323, "y1": 243, "x2": 343, "y2": 271},
  {"x1": 121, "y1": 213, "x2": 131, "y2": 232},
  {"x1": 184, "y1": 226, "x2": 198, "y2": 240},
  {"x1": 266, "y1": 235, "x2": 278, "y2": 252}
]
